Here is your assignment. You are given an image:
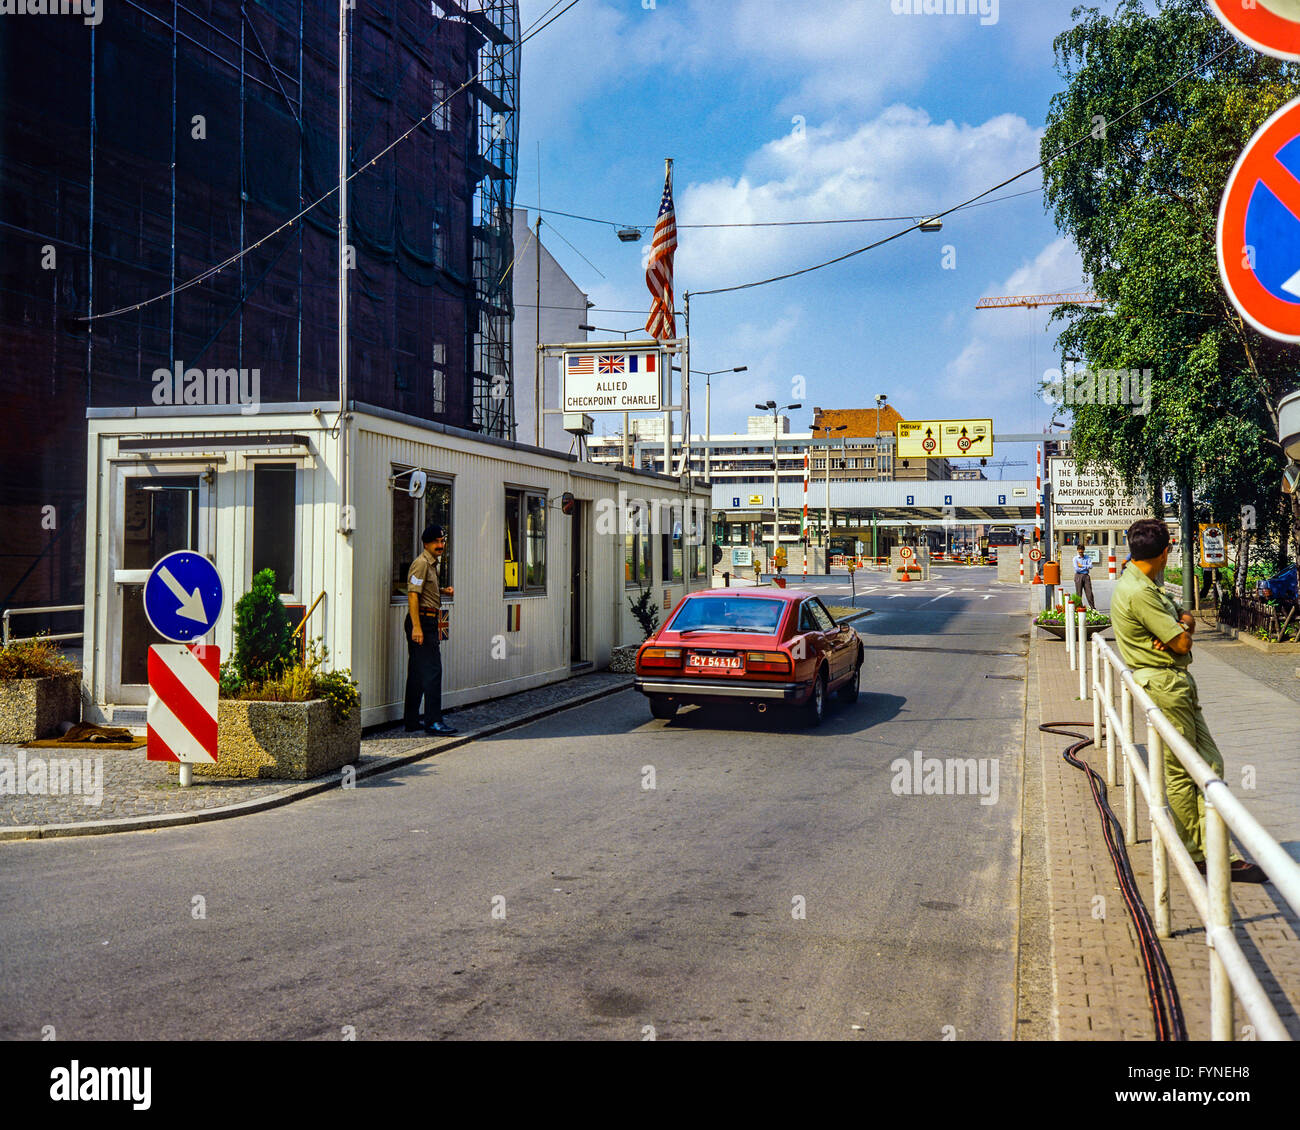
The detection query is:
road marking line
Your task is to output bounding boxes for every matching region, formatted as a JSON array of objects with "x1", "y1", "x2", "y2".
[{"x1": 924, "y1": 590, "x2": 955, "y2": 604}]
